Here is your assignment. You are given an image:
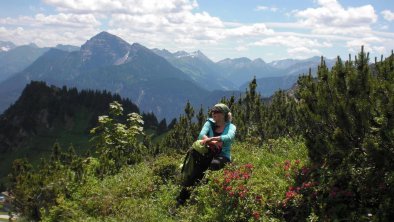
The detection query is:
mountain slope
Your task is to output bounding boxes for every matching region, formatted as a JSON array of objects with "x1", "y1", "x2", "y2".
[
  {"x1": 0, "y1": 81, "x2": 144, "y2": 183},
  {"x1": 152, "y1": 49, "x2": 236, "y2": 90},
  {"x1": 241, "y1": 56, "x2": 337, "y2": 96},
  {"x1": 217, "y1": 57, "x2": 284, "y2": 88},
  {"x1": 0, "y1": 44, "x2": 49, "y2": 82}
]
